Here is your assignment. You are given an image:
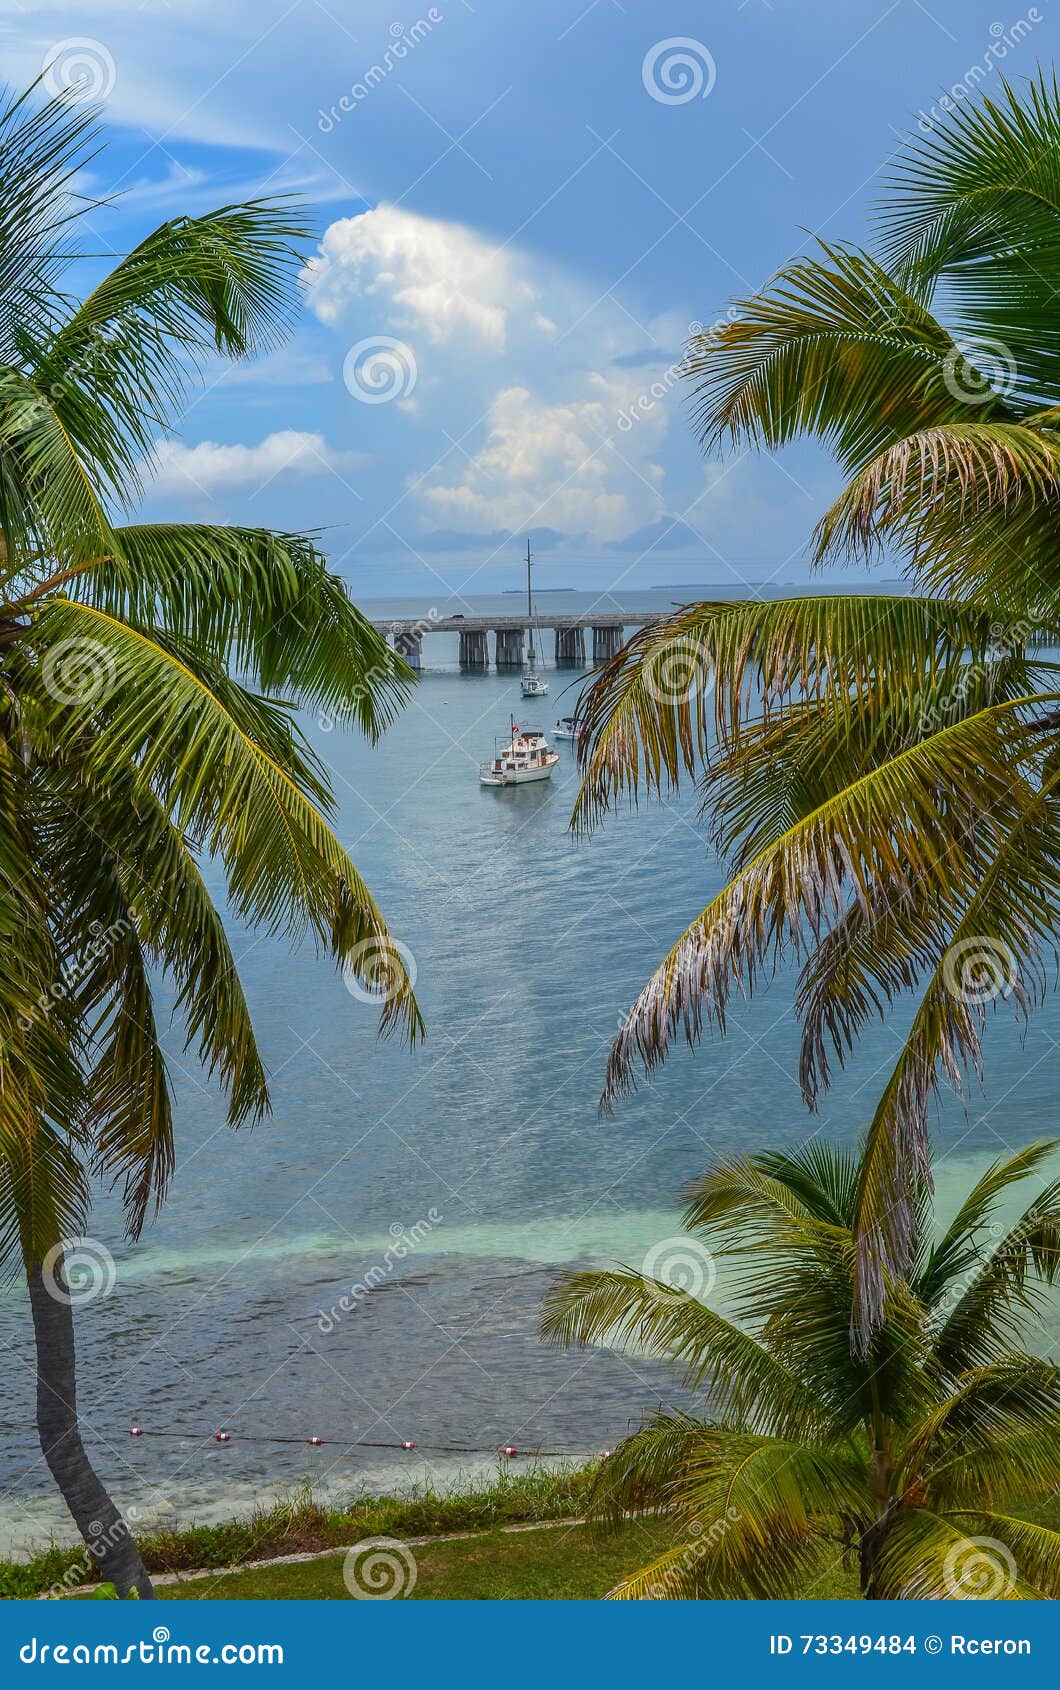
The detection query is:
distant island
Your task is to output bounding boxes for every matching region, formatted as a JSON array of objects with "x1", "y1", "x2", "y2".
[{"x1": 650, "y1": 580, "x2": 907, "y2": 591}]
